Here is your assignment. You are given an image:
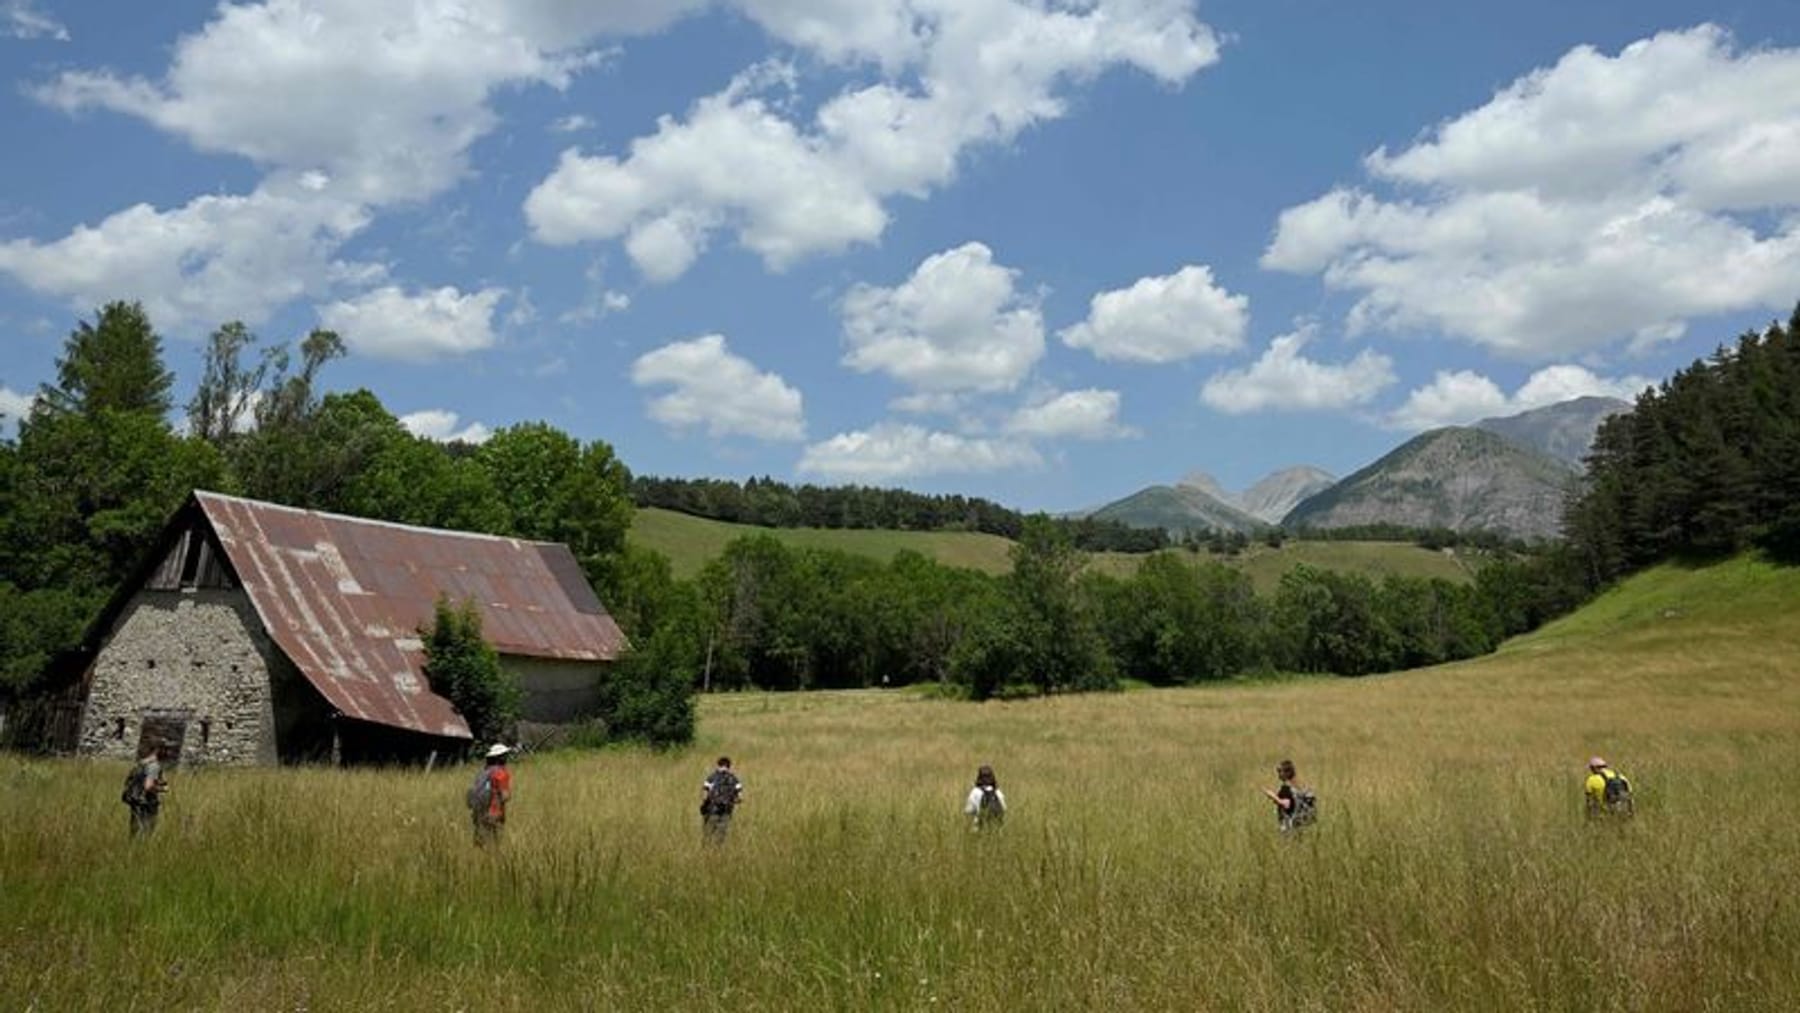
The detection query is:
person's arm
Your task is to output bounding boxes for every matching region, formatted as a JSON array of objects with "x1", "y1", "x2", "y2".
[{"x1": 964, "y1": 788, "x2": 980, "y2": 815}]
